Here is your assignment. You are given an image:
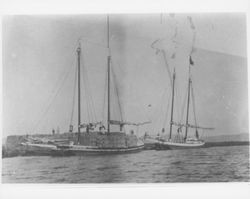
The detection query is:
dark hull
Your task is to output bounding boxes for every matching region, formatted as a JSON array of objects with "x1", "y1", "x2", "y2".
[{"x1": 51, "y1": 145, "x2": 144, "y2": 156}]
